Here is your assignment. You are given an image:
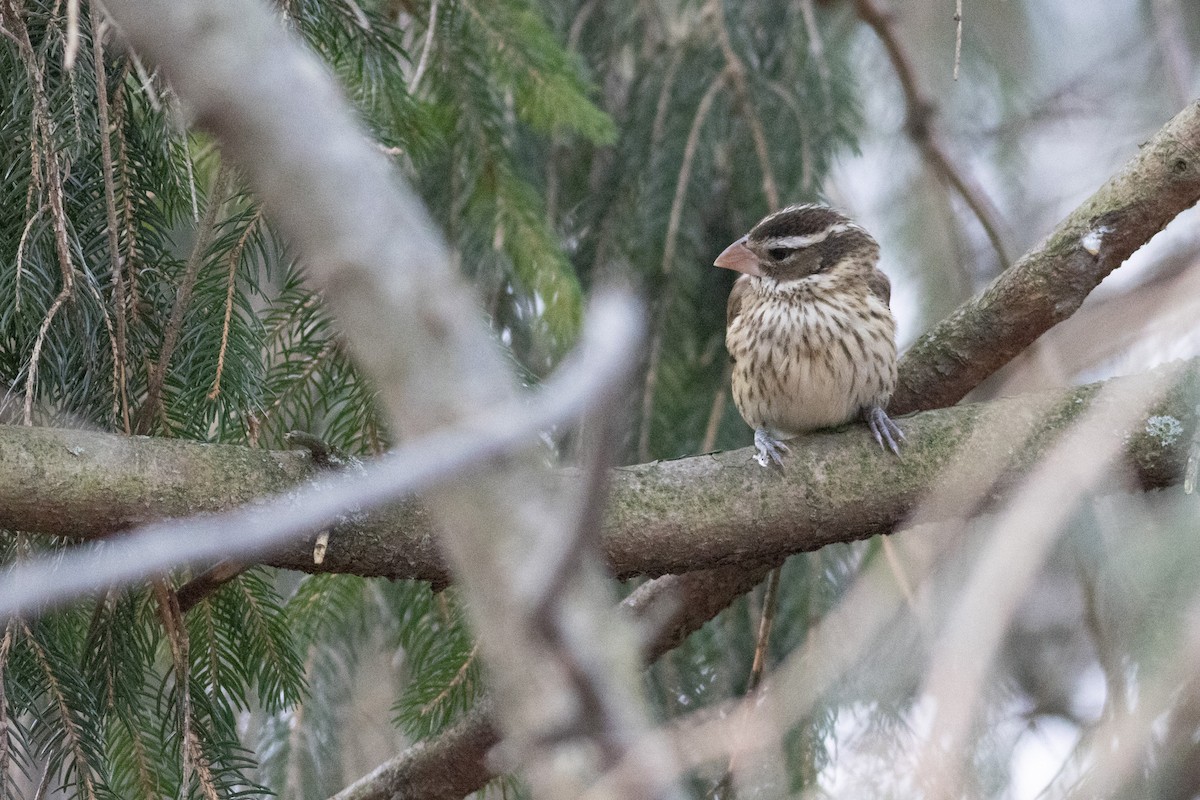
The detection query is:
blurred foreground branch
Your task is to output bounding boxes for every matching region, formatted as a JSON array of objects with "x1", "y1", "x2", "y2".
[
  {"x1": 97, "y1": 0, "x2": 678, "y2": 797},
  {"x1": 0, "y1": 294, "x2": 643, "y2": 617},
  {"x1": 329, "y1": 357, "x2": 1199, "y2": 800}
]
